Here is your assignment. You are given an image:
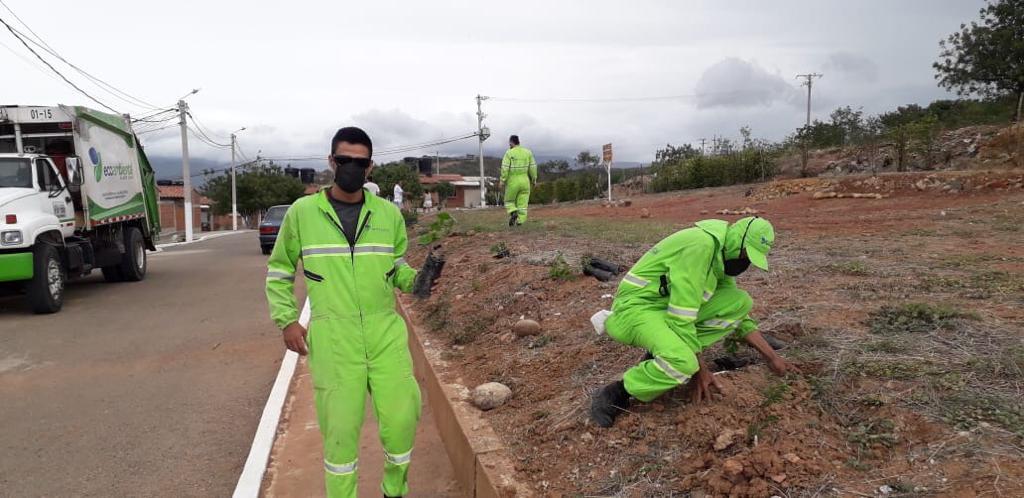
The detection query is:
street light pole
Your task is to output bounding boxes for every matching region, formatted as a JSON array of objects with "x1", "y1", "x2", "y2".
[{"x1": 230, "y1": 127, "x2": 246, "y2": 231}]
